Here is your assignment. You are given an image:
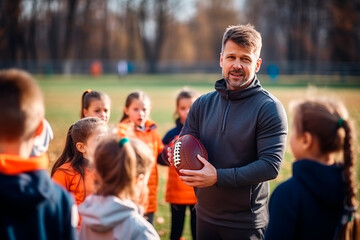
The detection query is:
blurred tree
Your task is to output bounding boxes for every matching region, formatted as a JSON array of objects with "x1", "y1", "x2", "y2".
[
  {"x1": 329, "y1": 0, "x2": 359, "y2": 63},
  {"x1": 189, "y1": 0, "x2": 240, "y2": 62},
  {"x1": 63, "y1": 0, "x2": 78, "y2": 59},
  {"x1": 245, "y1": 0, "x2": 360, "y2": 74},
  {"x1": 137, "y1": 0, "x2": 169, "y2": 73},
  {"x1": 0, "y1": 0, "x2": 359, "y2": 74},
  {"x1": 46, "y1": 0, "x2": 62, "y2": 63},
  {"x1": 0, "y1": 0, "x2": 26, "y2": 65},
  {"x1": 28, "y1": 0, "x2": 39, "y2": 61}
]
